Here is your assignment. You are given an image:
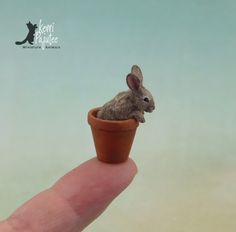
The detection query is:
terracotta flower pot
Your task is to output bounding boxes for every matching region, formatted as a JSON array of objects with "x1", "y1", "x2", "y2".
[{"x1": 88, "y1": 108, "x2": 139, "y2": 163}]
